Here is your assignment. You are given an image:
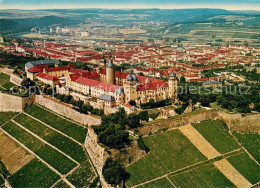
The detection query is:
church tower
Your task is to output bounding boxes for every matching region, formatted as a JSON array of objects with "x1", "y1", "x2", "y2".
[
  {"x1": 106, "y1": 59, "x2": 115, "y2": 84},
  {"x1": 168, "y1": 72, "x2": 178, "y2": 99}
]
